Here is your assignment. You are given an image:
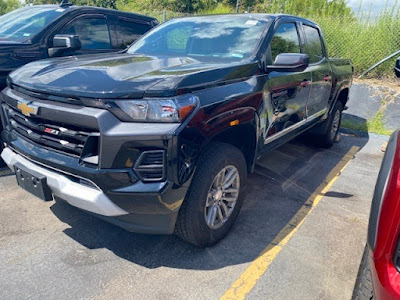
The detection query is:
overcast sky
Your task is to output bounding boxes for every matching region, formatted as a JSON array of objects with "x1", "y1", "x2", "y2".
[{"x1": 347, "y1": 0, "x2": 397, "y2": 12}]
